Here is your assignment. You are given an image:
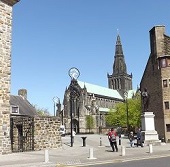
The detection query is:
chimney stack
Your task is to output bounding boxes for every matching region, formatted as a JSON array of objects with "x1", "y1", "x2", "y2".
[{"x1": 18, "y1": 89, "x2": 27, "y2": 99}]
